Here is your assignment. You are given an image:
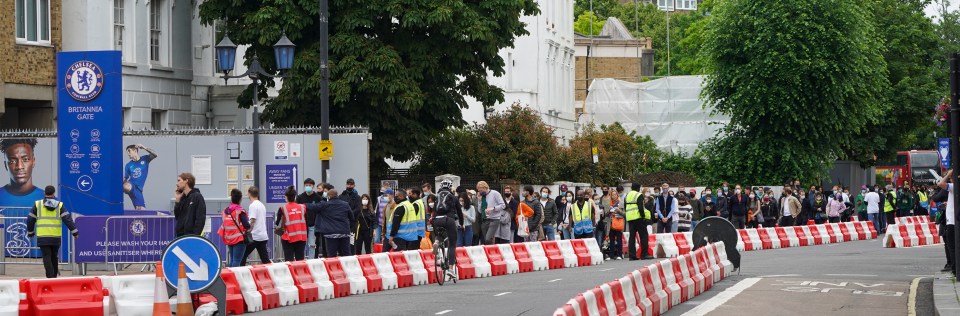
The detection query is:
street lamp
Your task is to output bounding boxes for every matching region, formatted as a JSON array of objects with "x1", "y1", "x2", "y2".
[{"x1": 216, "y1": 33, "x2": 296, "y2": 191}]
